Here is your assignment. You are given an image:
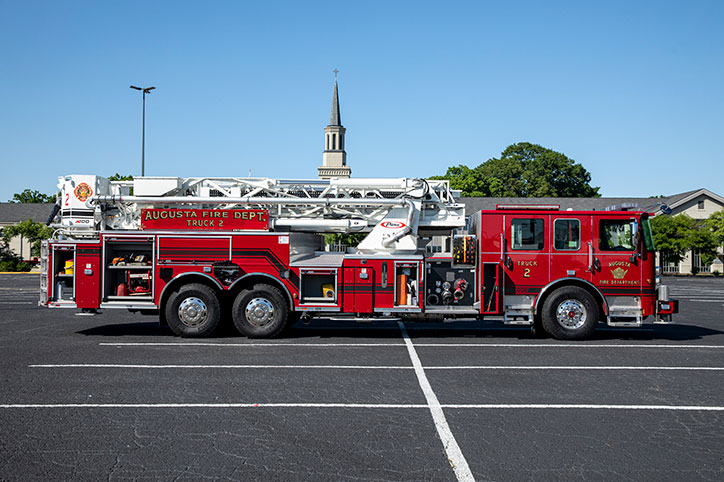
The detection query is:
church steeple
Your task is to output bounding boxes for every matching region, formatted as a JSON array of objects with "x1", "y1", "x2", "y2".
[
  {"x1": 329, "y1": 71, "x2": 341, "y2": 126},
  {"x1": 318, "y1": 69, "x2": 351, "y2": 179}
]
